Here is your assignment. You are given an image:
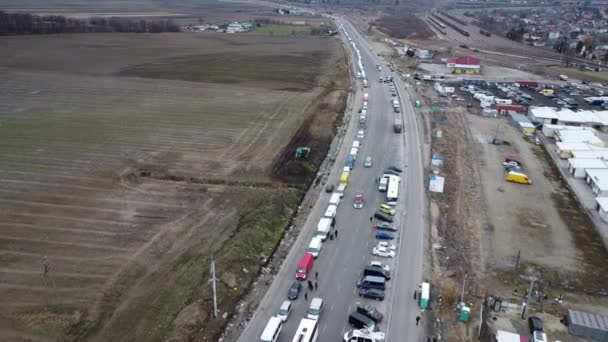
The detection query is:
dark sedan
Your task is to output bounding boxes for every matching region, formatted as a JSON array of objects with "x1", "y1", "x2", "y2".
[
  {"x1": 374, "y1": 212, "x2": 393, "y2": 223},
  {"x1": 359, "y1": 288, "x2": 385, "y2": 301},
  {"x1": 374, "y1": 222, "x2": 398, "y2": 232},
  {"x1": 356, "y1": 303, "x2": 384, "y2": 323},
  {"x1": 287, "y1": 281, "x2": 302, "y2": 300},
  {"x1": 387, "y1": 165, "x2": 403, "y2": 173},
  {"x1": 375, "y1": 231, "x2": 394, "y2": 240}
]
